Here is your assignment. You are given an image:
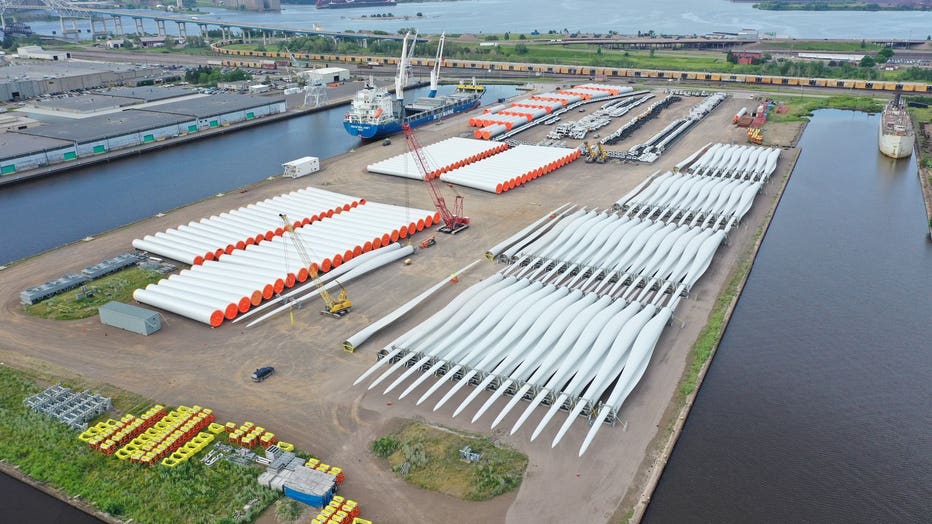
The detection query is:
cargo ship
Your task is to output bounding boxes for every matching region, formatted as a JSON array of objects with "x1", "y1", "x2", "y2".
[
  {"x1": 315, "y1": 0, "x2": 397, "y2": 9},
  {"x1": 878, "y1": 94, "x2": 914, "y2": 159},
  {"x1": 343, "y1": 32, "x2": 484, "y2": 140}
]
